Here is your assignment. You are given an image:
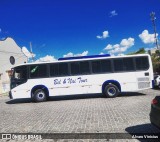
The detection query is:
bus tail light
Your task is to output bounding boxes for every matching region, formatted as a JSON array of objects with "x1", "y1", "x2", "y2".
[{"x1": 152, "y1": 99, "x2": 158, "y2": 105}]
